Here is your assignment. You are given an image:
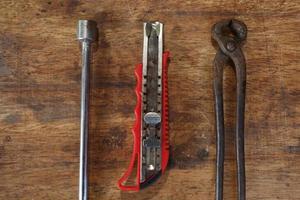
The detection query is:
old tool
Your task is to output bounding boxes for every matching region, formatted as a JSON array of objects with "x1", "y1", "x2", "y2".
[
  {"x1": 118, "y1": 22, "x2": 170, "y2": 191},
  {"x1": 77, "y1": 20, "x2": 97, "y2": 200},
  {"x1": 212, "y1": 19, "x2": 247, "y2": 200}
]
